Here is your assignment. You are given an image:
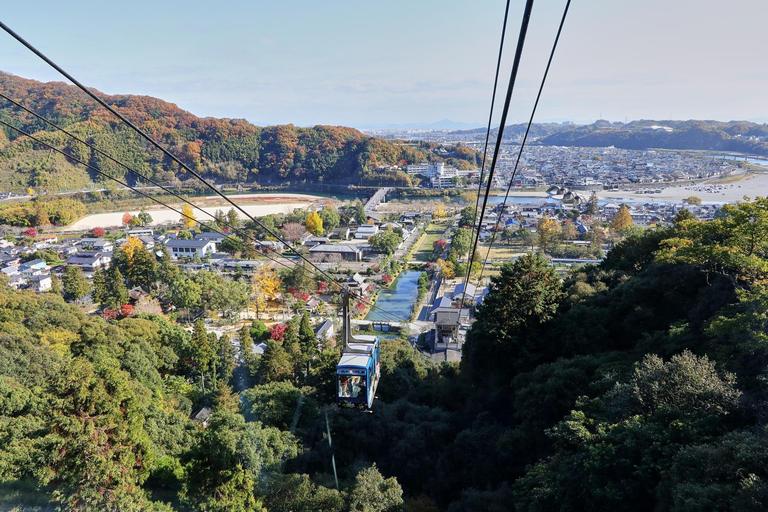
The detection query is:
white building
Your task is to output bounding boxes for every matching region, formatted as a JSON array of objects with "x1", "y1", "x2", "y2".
[
  {"x1": 355, "y1": 224, "x2": 379, "y2": 240},
  {"x1": 29, "y1": 274, "x2": 52, "y2": 293},
  {"x1": 164, "y1": 239, "x2": 217, "y2": 259}
]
